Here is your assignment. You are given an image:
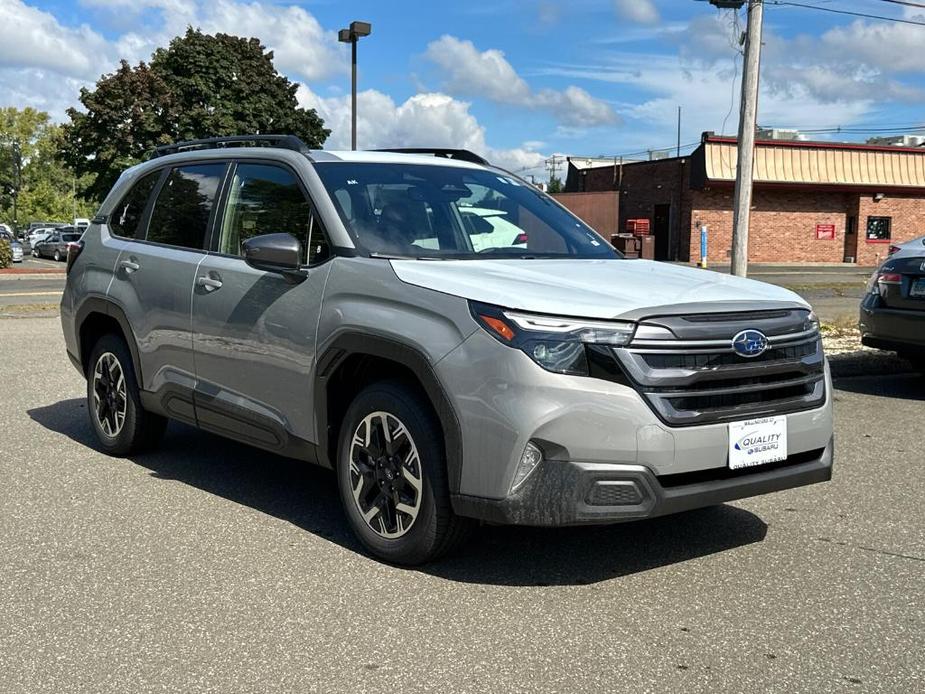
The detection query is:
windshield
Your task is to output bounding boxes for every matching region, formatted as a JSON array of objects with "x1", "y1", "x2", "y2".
[{"x1": 314, "y1": 162, "x2": 618, "y2": 259}]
